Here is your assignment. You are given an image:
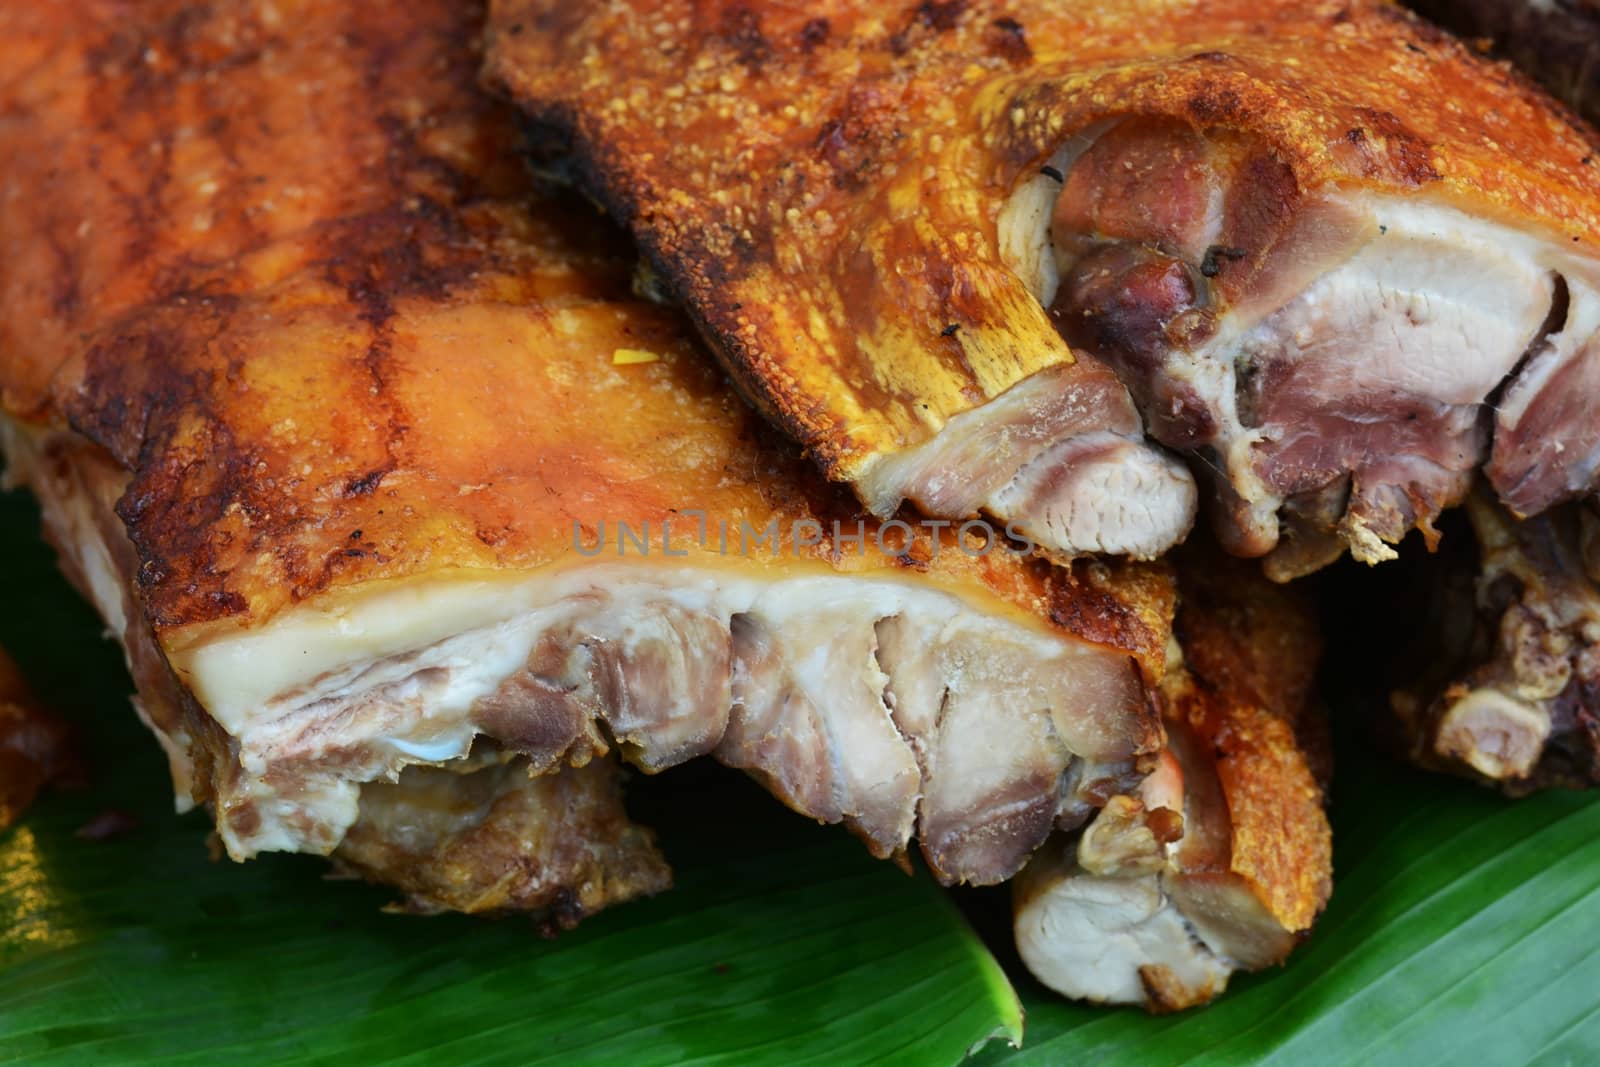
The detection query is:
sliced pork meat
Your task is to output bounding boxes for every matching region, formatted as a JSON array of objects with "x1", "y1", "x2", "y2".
[
  {"x1": 1408, "y1": 0, "x2": 1600, "y2": 128},
  {"x1": 1037, "y1": 119, "x2": 1600, "y2": 574},
  {"x1": 486, "y1": 0, "x2": 1600, "y2": 571},
  {"x1": 0, "y1": 0, "x2": 1173, "y2": 914},
  {"x1": 1016, "y1": 551, "x2": 1331, "y2": 1011},
  {"x1": 857, "y1": 355, "x2": 1197, "y2": 560},
  {"x1": 1392, "y1": 492, "x2": 1600, "y2": 792},
  {"x1": 0, "y1": 646, "x2": 77, "y2": 831}
]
